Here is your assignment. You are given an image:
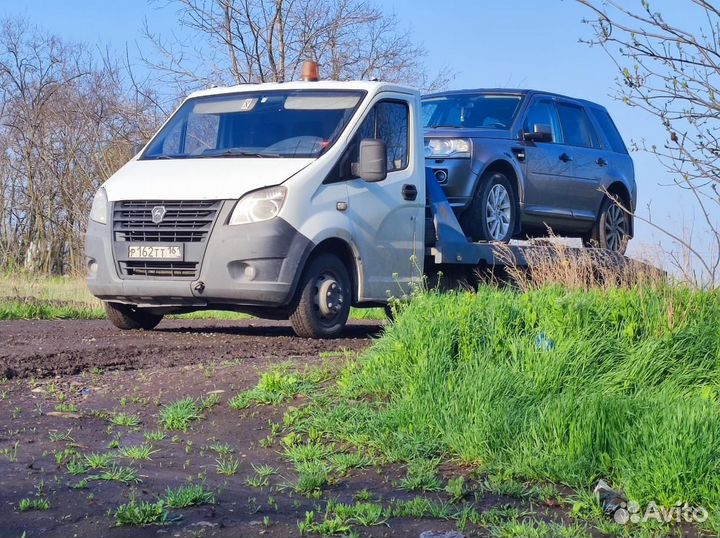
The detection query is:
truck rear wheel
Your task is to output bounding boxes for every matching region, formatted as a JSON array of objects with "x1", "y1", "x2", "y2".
[
  {"x1": 104, "y1": 302, "x2": 163, "y2": 331},
  {"x1": 289, "y1": 254, "x2": 351, "y2": 339}
]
